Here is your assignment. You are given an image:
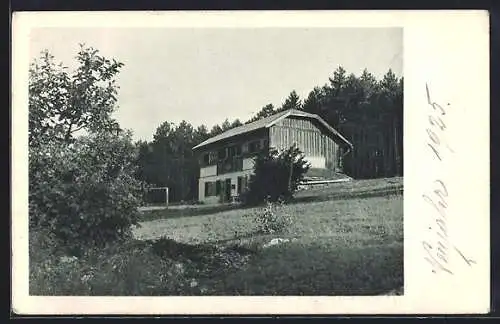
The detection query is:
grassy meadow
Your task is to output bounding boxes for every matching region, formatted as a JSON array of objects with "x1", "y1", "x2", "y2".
[
  {"x1": 134, "y1": 192, "x2": 403, "y2": 295},
  {"x1": 30, "y1": 178, "x2": 403, "y2": 296}
]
